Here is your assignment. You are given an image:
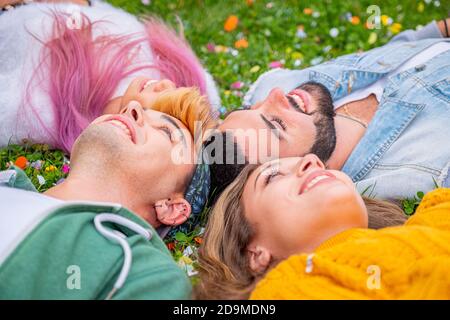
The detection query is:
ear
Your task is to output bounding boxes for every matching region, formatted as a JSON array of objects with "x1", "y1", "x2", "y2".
[
  {"x1": 154, "y1": 197, "x2": 192, "y2": 226},
  {"x1": 247, "y1": 244, "x2": 272, "y2": 274}
]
